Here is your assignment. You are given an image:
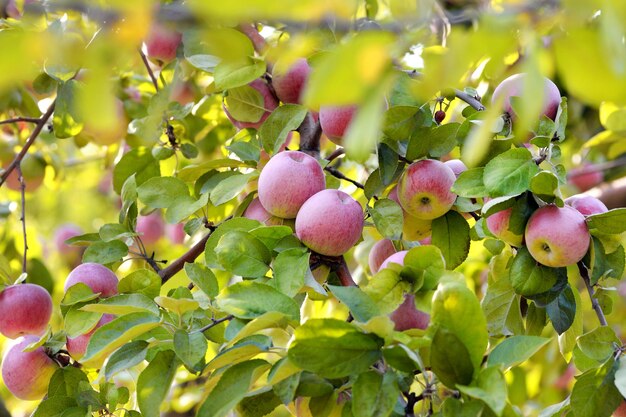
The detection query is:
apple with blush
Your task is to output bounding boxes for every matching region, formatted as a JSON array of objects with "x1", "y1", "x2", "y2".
[
  {"x1": 82, "y1": 97, "x2": 128, "y2": 146},
  {"x1": 443, "y1": 159, "x2": 468, "y2": 178},
  {"x1": 319, "y1": 105, "x2": 357, "y2": 145},
  {"x1": 66, "y1": 314, "x2": 115, "y2": 360},
  {"x1": 368, "y1": 239, "x2": 397, "y2": 275},
  {"x1": 614, "y1": 401, "x2": 626, "y2": 417},
  {"x1": 136, "y1": 211, "x2": 166, "y2": 245},
  {"x1": 0, "y1": 283, "x2": 52, "y2": 339},
  {"x1": 491, "y1": 73, "x2": 561, "y2": 121},
  {"x1": 568, "y1": 164, "x2": 603, "y2": 192},
  {"x1": 271, "y1": 58, "x2": 311, "y2": 104},
  {"x1": 389, "y1": 294, "x2": 430, "y2": 331},
  {"x1": 485, "y1": 207, "x2": 523, "y2": 247},
  {"x1": 144, "y1": 23, "x2": 182, "y2": 63},
  {"x1": 65, "y1": 263, "x2": 118, "y2": 297},
  {"x1": 165, "y1": 223, "x2": 186, "y2": 245},
  {"x1": 564, "y1": 194, "x2": 608, "y2": 216},
  {"x1": 379, "y1": 250, "x2": 408, "y2": 271},
  {"x1": 1, "y1": 152, "x2": 46, "y2": 192},
  {"x1": 53, "y1": 223, "x2": 84, "y2": 260}
]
